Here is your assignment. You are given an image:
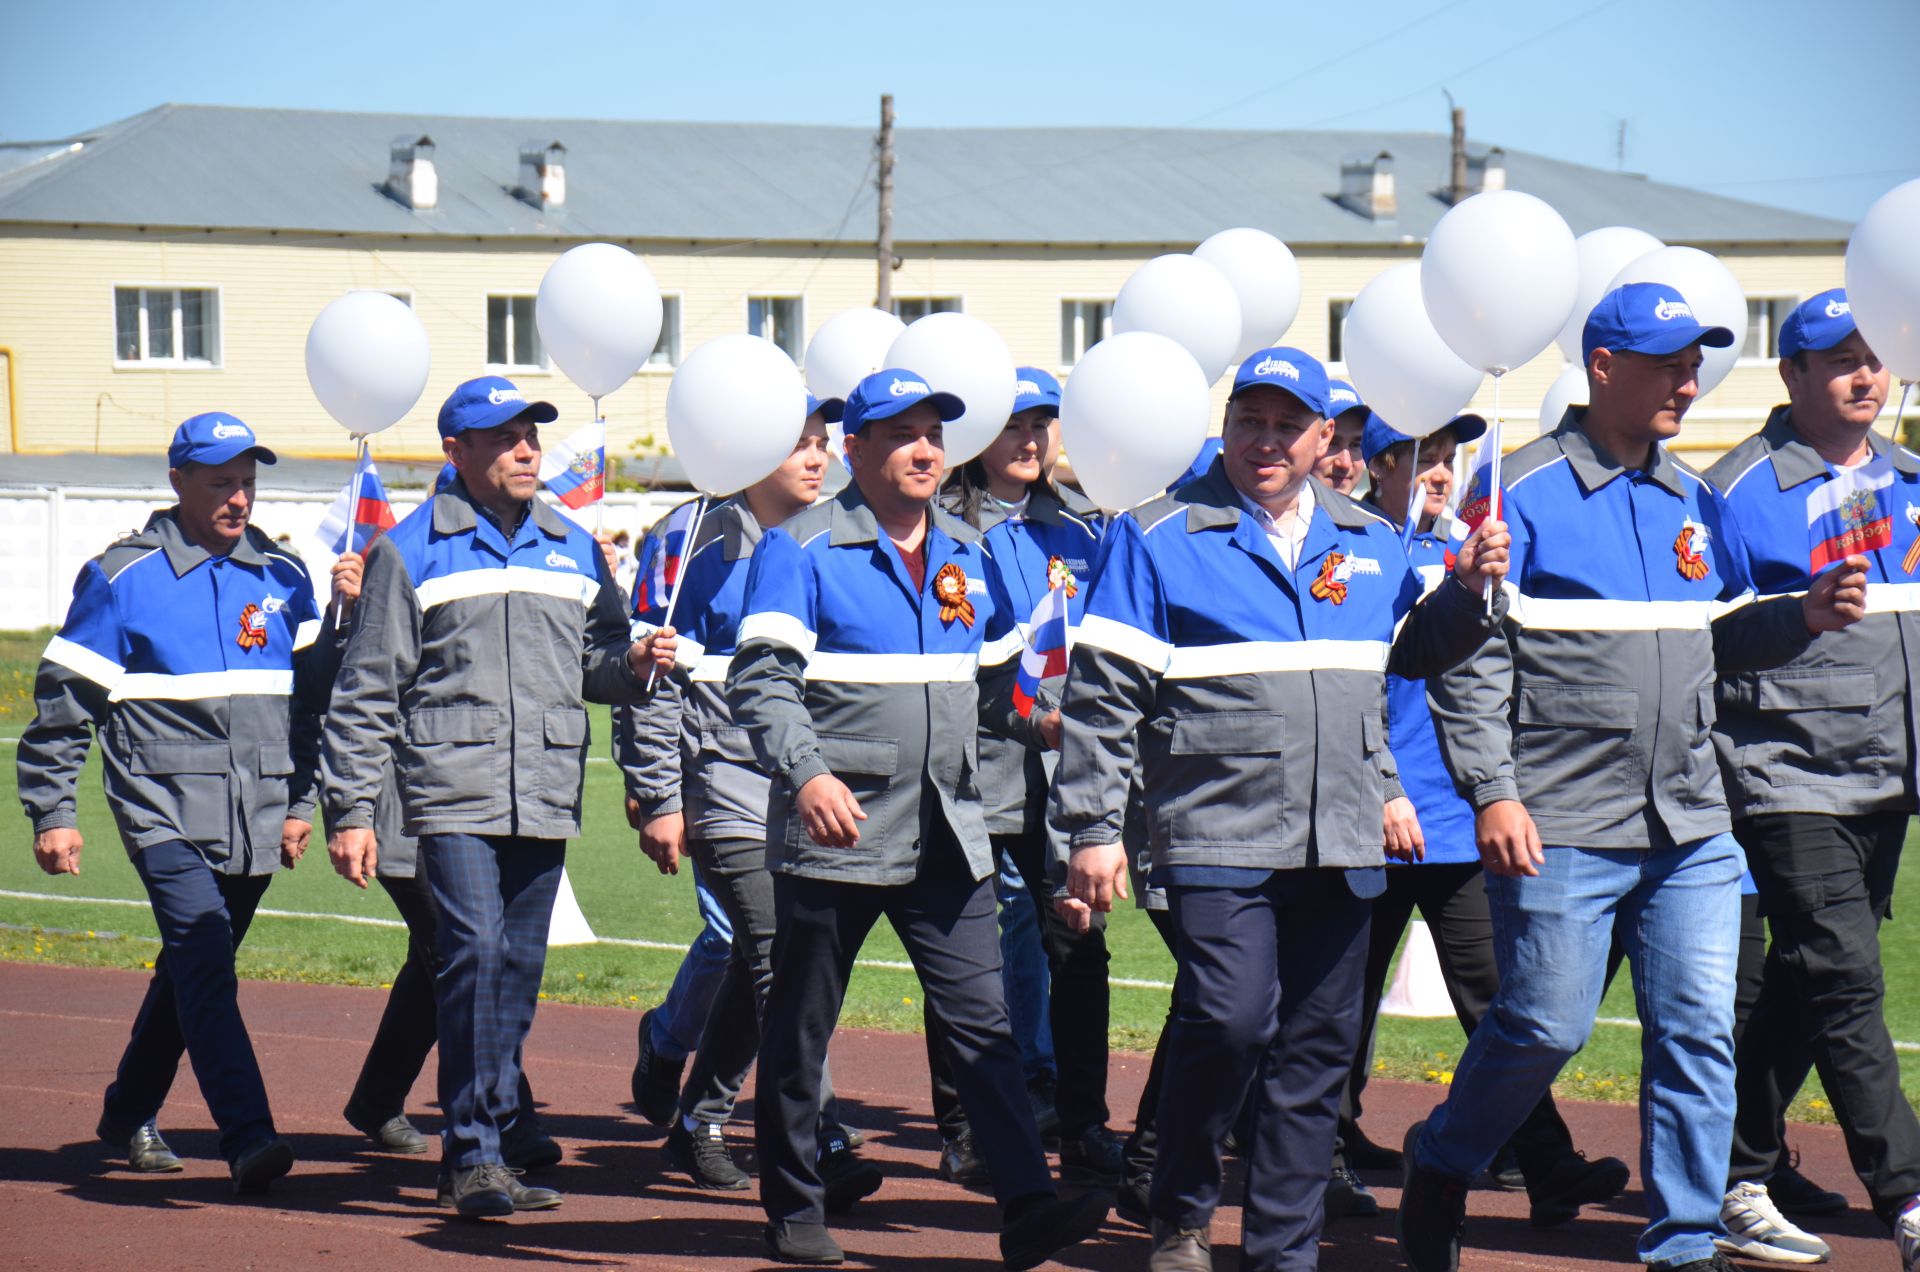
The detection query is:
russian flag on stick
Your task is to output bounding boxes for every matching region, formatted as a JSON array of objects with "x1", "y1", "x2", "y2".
[
  {"x1": 539, "y1": 418, "x2": 607, "y2": 510},
  {"x1": 316, "y1": 450, "x2": 396, "y2": 554},
  {"x1": 1013, "y1": 583, "x2": 1072, "y2": 719},
  {"x1": 1808, "y1": 454, "x2": 1895, "y2": 572},
  {"x1": 633, "y1": 498, "x2": 701, "y2": 619},
  {"x1": 1444, "y1": 434, "x2": 1500, "y2": 570}
]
